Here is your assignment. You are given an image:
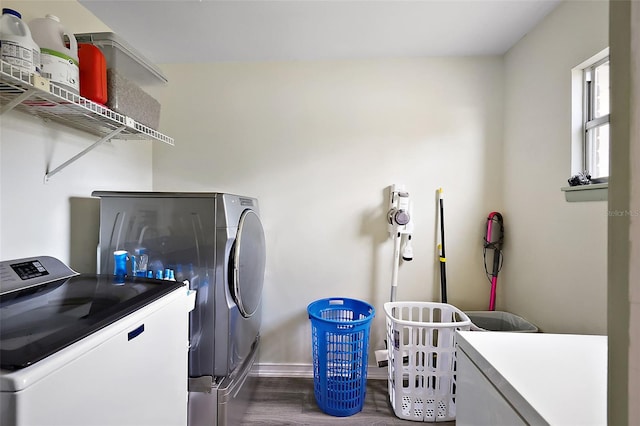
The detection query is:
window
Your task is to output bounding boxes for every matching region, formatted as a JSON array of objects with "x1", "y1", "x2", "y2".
[
  {"x1": 583, "y1": 57, "x2": 610, "y2": 181},
  {"x1": 566, "y1": 49, "x2": 609, "y2": 201}
]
